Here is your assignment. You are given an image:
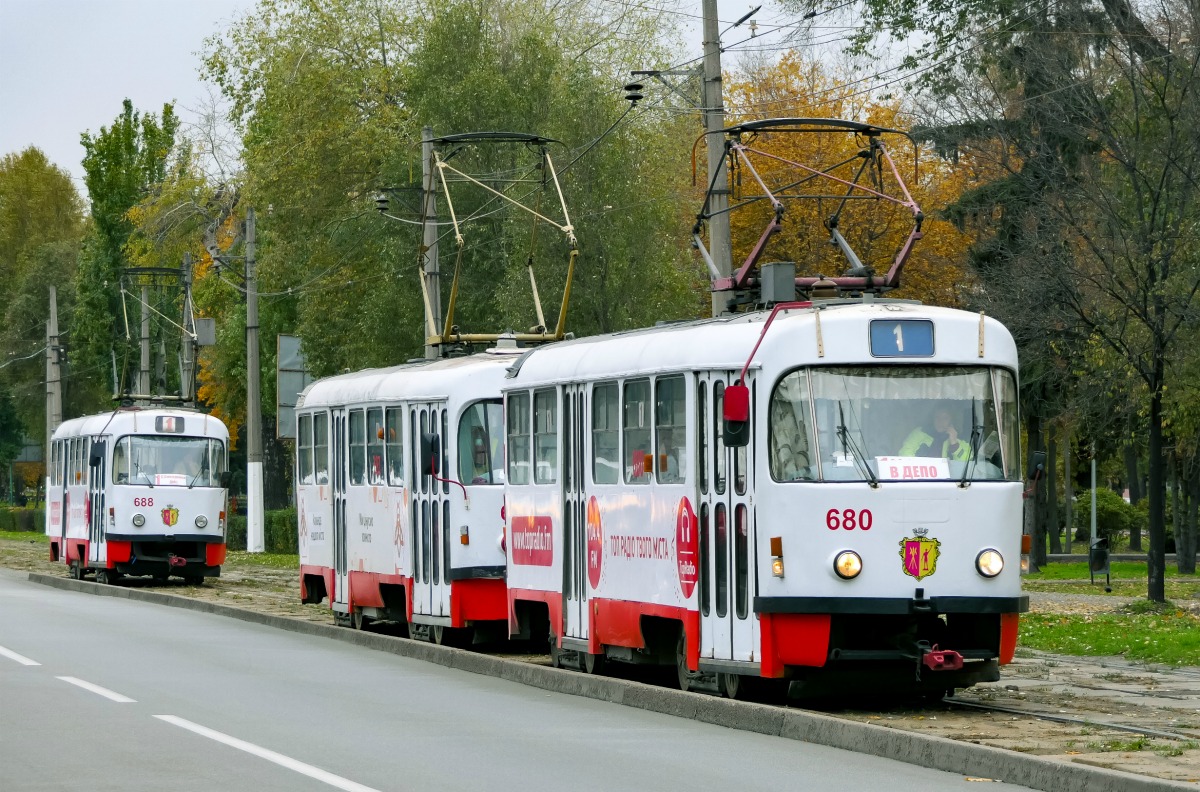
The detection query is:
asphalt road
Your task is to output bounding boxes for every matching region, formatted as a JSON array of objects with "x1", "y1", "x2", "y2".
[{"x1": 0, "y1": 569, "x2": 1035, "y2": 792}]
